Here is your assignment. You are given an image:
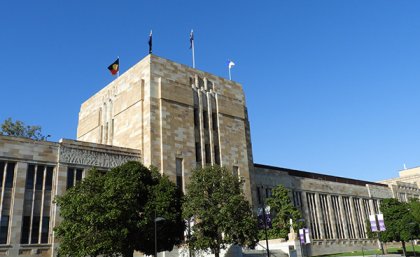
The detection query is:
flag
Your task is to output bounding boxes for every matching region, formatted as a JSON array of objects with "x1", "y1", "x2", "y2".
[
  {"x1": 228, "y1": 60, "x2": 235, "y2": 69},
  {"x1": 377, "y1": 214, "x2": 386, "y2": 231},
  {"x1": 107, "y1": 58, "x2": 119, "y2": 75},
  {"x1": 369, "y1": 214, "x2": 378, "y2": 232},
  {"x1": 189, "y1": 30, "x2": 194, "y2": 49},
  {"x1": 148, "y1": 30, "x2": 153, "y2": 54}
]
